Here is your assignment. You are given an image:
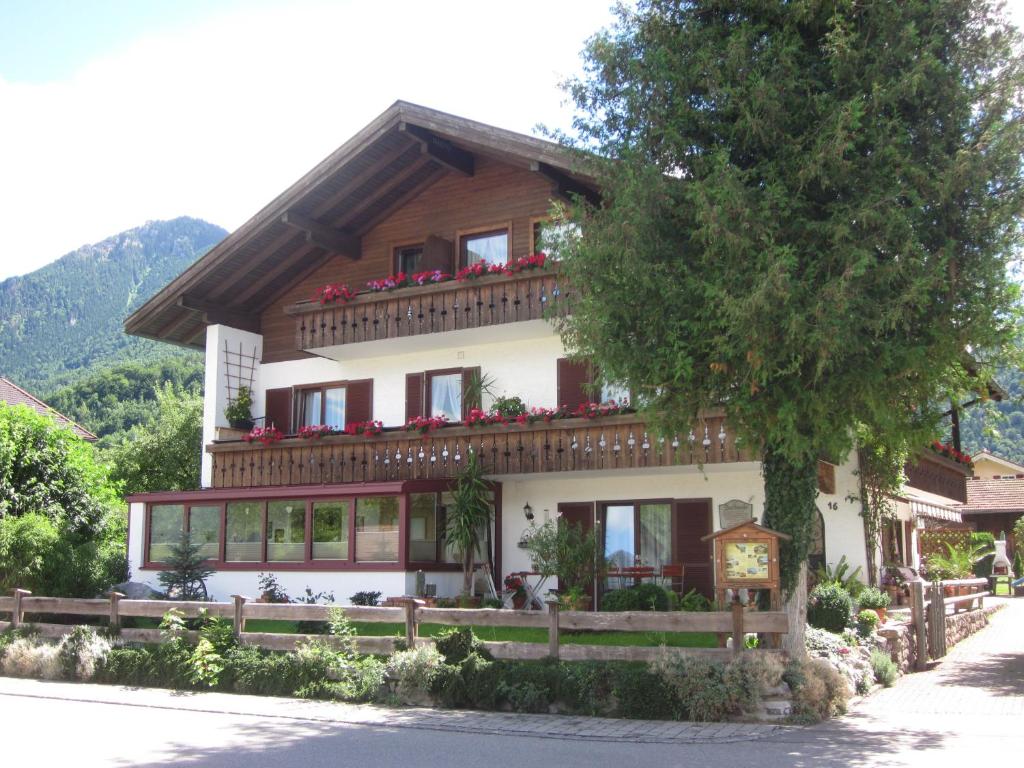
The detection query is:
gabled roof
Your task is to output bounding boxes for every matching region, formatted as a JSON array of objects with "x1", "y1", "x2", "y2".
[
  {"x1": 0, "y1": 378, "x2": 97, "y2": 441},
  {"x1": 124, "y1": 101, "x2": 598, "y2": 349},
  {"x1": 962, "y1": 477, "x2": 1024, "y2": 514},
  {"x1": 970, "y1": 450, "x2": 1024, "y2": 476}
]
